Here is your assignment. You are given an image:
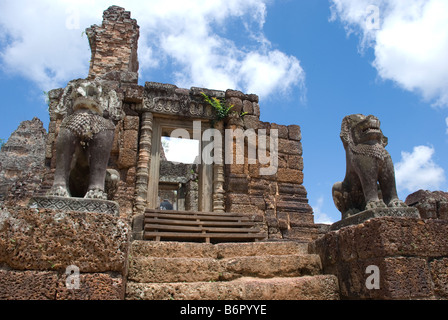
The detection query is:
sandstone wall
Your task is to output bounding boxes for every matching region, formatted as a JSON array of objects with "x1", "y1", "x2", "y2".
[
  {"x1": 223, "y1": 90, "x2": 315, "y2": 241},
  {"x1": 310, "y1": 217, "x2": 448, "y2": 299}
]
